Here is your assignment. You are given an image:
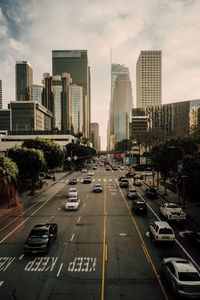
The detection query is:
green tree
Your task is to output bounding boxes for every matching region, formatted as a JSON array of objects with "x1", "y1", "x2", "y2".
[
  {"x1": 115, "y1": 139, "x2": 133, "y2": 152},
  {"x1": 22, "y1": 138, "x2": 64, "y2": 171},
  {"x1": 8, "y1": 147, "x2": 45, "y2": 195},
  {"x1": 0, "y1": 157, "x2": 19, "y2": 207}
]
